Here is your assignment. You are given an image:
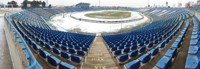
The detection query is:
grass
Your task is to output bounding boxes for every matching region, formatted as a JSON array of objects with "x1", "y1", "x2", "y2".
[{"x1": 85, "y1": 11, "x2": 131, "y2": 19}]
